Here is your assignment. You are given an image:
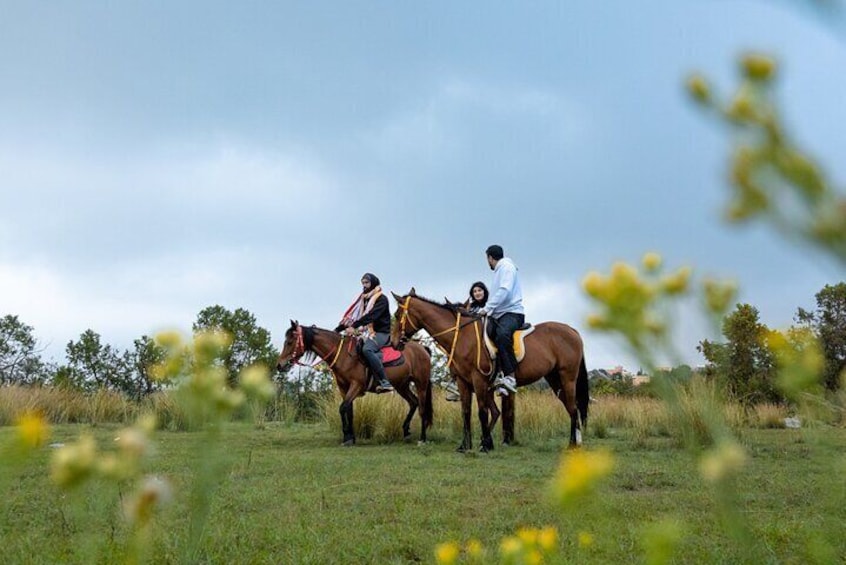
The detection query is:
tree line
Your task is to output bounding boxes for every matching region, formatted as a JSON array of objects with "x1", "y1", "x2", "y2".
[
  {"x1": 2, "y1": 282, "x2": 845, "y2": 406},
  {"x1": 0, "y1": 305, "x2": 278, "y2": 399}
]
